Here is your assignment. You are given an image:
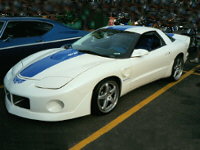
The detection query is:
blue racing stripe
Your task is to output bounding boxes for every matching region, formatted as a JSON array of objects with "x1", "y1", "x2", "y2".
[
  {"x1": 13, "y1": 76, "x2": 26, "y2": 84},
  {"x1": 20, "y1": 49, "x2": 84, "y2": 78},
  {"x1": 166, "y1": 33, "x2": 174, "y2": 37},
  {"x1": 107, "y1": 25, "x2": 139, "y2": 31}
]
